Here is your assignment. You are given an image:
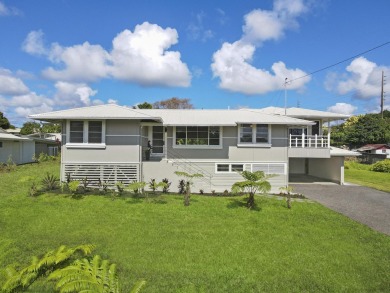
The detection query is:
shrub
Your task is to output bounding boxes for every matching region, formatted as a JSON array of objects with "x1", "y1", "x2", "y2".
[
  {"x1": 127, "y1": 181, "x2": 146, "y2": 195},
  {"x1": 116, "y1": 182, "x2": 125, "y2": 195},
  {"x1": 41, "y1": 173, "x2": 59, "y2": 191},
  {"x1": 199, "y1": 189, "x2": 204, "y2": 195},
  {"x1": 178, "y1": 179, "x2": 186, "y2": 194},
  {"x1": 149, "y1": 179, "x2": 157, "y2": 193},
  {"x1": 162, "y1": 178, "x2": 171, "y2": 193},
  {"x1": 28, "y1": 182, "x2": 39, "y2": 197},
  {"x1": 68, "y1": 181, "x2": 80, "y2": 195},
  {"x1": 370, "y1": 159, "x2": 390, "y2": 173}
]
